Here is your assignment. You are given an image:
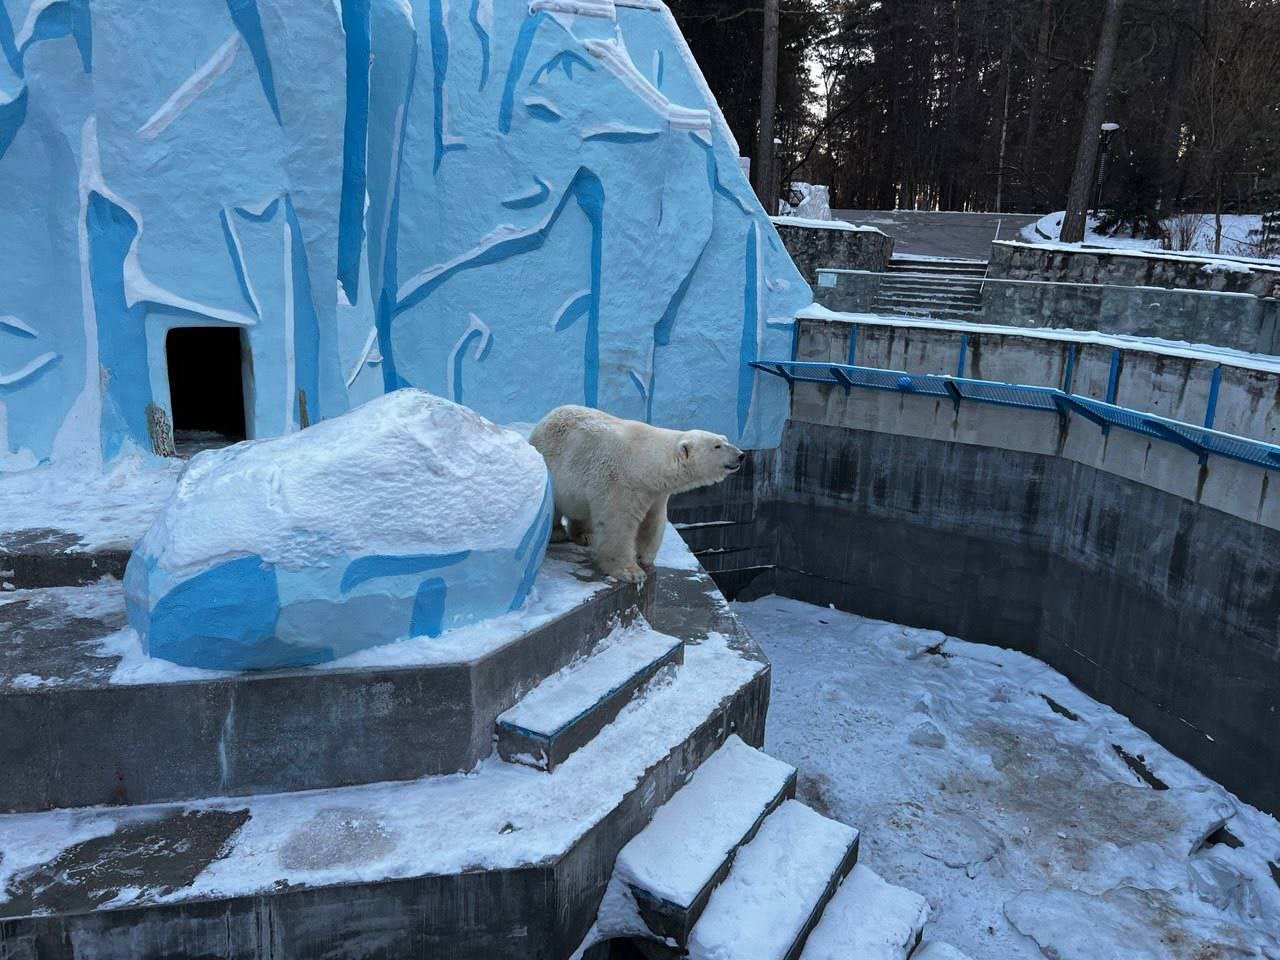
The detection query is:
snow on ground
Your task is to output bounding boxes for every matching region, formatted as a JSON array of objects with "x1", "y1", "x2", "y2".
[
  {"x1": 0, "y1": 455, "x2": 182, "y2": 551},
  {"x1": 736, "y1": 596, "x2": 1280, "y2": 960},
  {"x1": 1021, "y1": 211, "x2": 1275, "y2": 264}
]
